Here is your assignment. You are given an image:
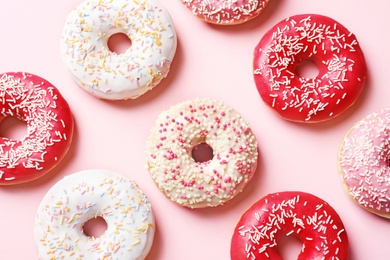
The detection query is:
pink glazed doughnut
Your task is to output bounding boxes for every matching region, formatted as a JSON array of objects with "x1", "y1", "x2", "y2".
[
  {"x1": 146, "y1": 98, "x2": 258, "y2": 208},
  {"x1": 0, "y1": 72, "x2": 74, "y2": 185},
  {"x1": 180, "y1": 0, "x2": 271, "y2": 25},
  {"x1": 338, "y1": 109, "x2": 390, "y2": 218},
  {"x1": 253, "y1": 14, "x2": 367, "y2": 123},
  {"x1": 231, "y1": 191, "x2": 349, "y2": 259}
]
